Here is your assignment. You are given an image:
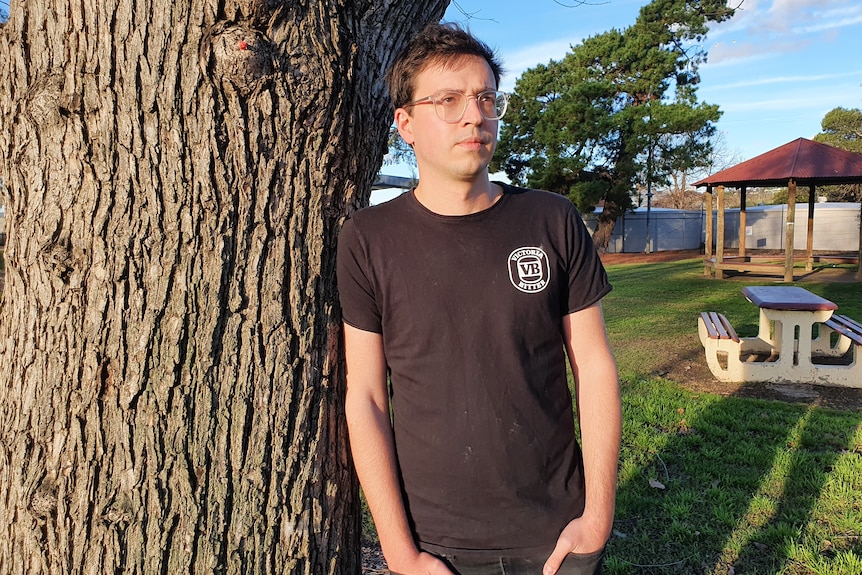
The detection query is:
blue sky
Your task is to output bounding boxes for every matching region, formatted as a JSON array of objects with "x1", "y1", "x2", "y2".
[{"x1": 442, "y1": 0, "x2": 862, "y2": 163}]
